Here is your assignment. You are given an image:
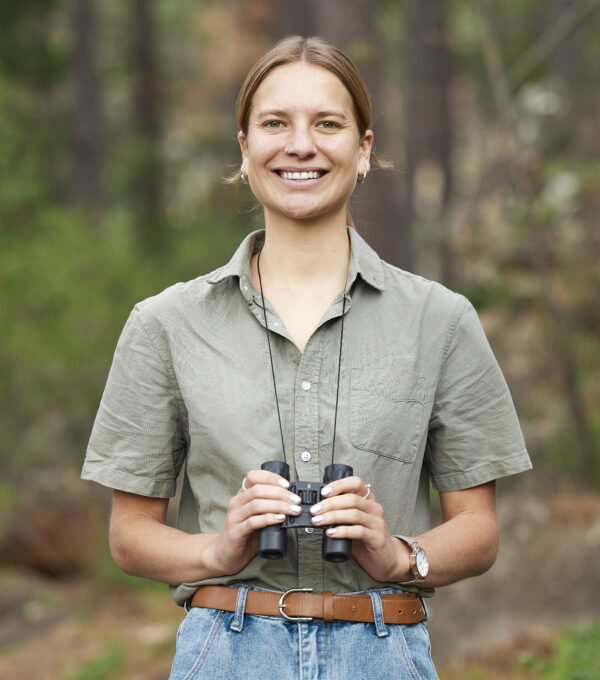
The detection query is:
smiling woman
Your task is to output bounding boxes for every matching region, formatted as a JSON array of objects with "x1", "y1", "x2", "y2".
[
  {"x1": 82, "y1": 35, "x2": 531, "y2": 680},
  {"x1": 238, "y1": 61, "x2": 373, "y2": 229}
]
